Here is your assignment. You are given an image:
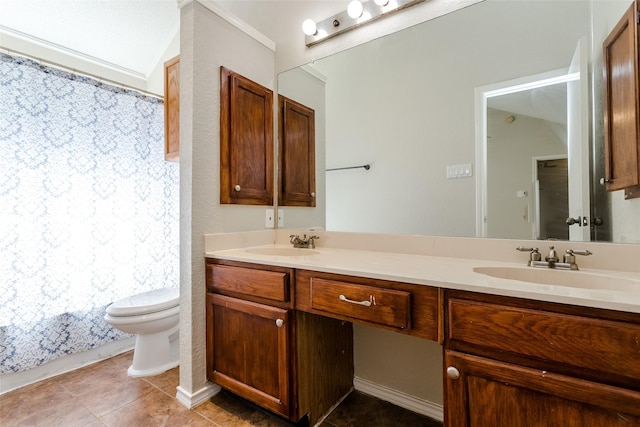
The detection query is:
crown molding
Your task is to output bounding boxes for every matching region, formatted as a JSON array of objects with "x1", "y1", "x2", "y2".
[{"x1": 0, "y1": 25, "x2": 148, "y2": 80}]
